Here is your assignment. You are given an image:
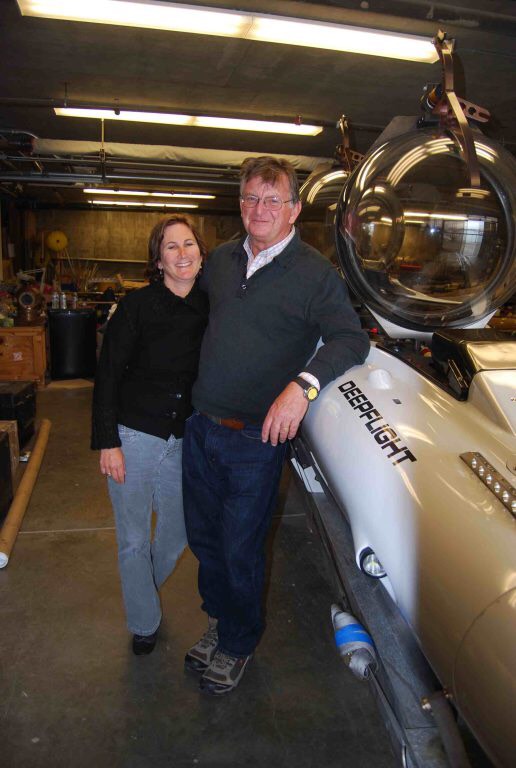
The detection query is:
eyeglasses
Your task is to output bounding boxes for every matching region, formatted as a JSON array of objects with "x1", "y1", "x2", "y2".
[{"x1": 240, "y1": 194, "x2": 295, "y2": 211}]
